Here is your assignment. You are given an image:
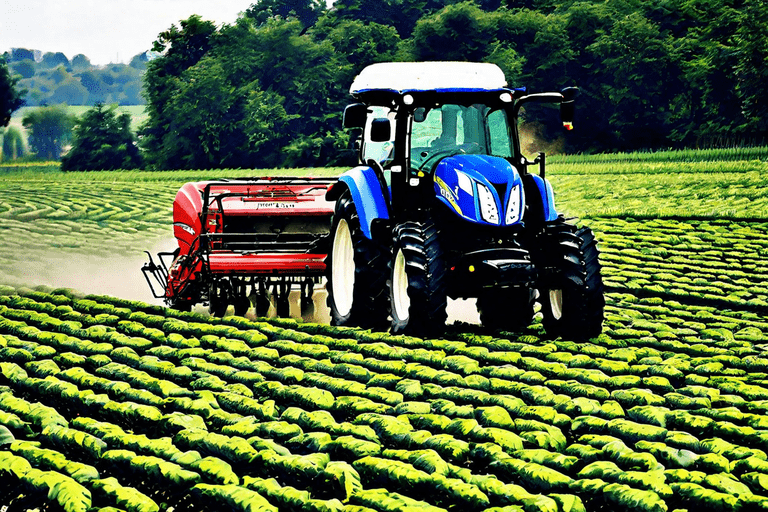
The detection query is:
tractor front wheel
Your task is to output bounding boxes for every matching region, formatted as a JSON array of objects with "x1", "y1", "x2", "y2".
[
  {"x1": 326, "y1": 191, "x2": 389, "y2": 328},
  {"x1": 539, "y1": 225, "x2": 604, "y2": 340},
  {"x1": 388, "y1": 220, "x2": 447, "y2": 336}
]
